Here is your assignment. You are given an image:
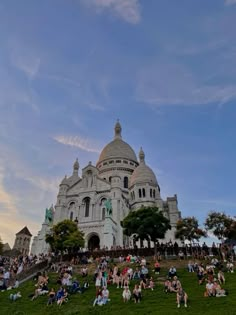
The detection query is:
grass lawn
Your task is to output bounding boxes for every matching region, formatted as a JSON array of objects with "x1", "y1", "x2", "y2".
[{"x1": 1, "y1": 261, "x2": 236, "y2": 315}]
